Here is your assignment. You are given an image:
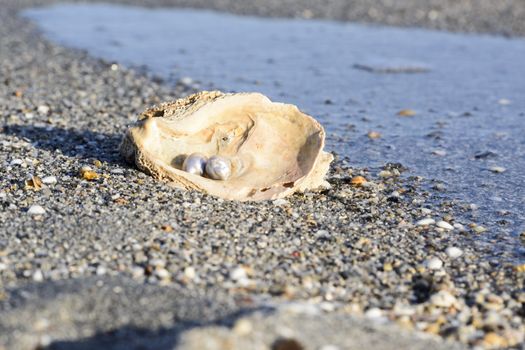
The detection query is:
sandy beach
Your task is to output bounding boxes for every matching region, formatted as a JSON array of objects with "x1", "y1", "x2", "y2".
[{"x1": 1, "y1": 1, "x2": 524, "y2": 349}]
